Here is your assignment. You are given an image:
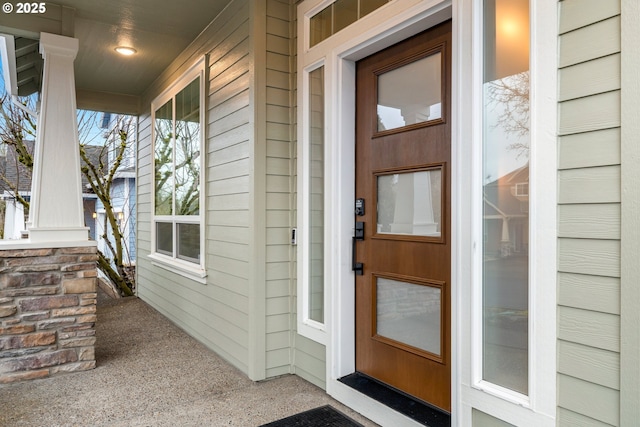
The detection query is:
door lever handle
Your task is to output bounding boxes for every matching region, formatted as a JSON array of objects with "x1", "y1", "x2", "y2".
[{"x1": 352, "y1": 236, "x2": 363, "y2": 275}]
